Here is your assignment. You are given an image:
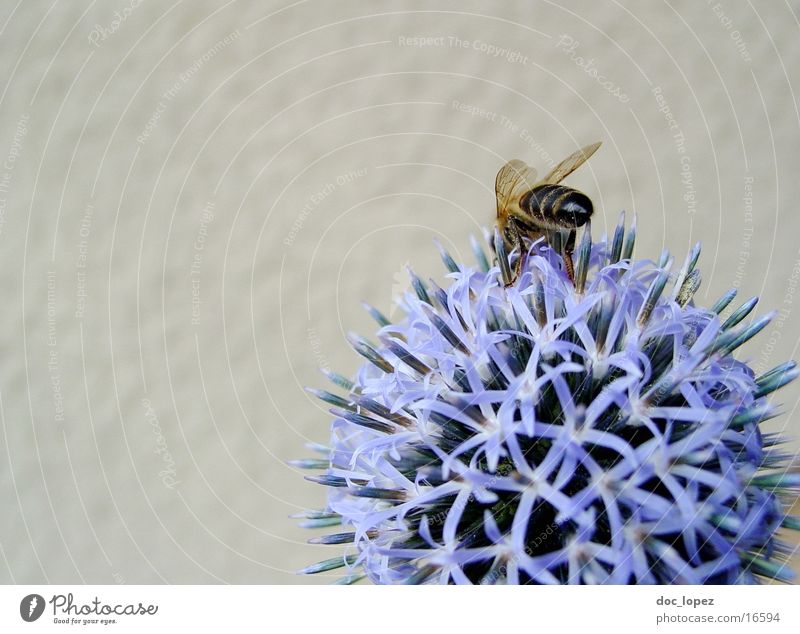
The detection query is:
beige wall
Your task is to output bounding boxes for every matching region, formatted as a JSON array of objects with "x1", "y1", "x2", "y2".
[{"x1": 1, "y1": 0, "x2": 798, "y2": 583}]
